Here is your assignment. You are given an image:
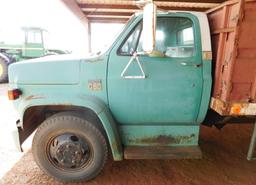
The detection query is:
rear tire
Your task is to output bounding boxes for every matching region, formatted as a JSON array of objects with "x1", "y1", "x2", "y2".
[
  {"x1": 0, "y1": 57, "x2": 8, "y2": 83},
  {"x1": 32, "y1": 112, "x2": 108, "y2": 182}
]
